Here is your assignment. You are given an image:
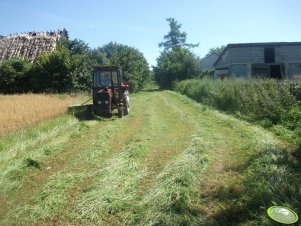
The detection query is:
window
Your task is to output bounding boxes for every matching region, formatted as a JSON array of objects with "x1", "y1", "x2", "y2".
[
  {"x1": 264, "y1": 47, "x2": 275, "y2": 63},
  {"x1": 112, "y1": 71, "x2": 118, "y2": 86},
  {"x1": 93, "y1": 71, "x2": 112, "y2": 87},
  {"x1": 93, "y1": 71, "x2": 101, "y2": 87}
]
